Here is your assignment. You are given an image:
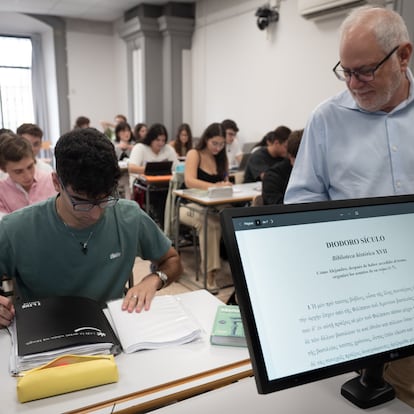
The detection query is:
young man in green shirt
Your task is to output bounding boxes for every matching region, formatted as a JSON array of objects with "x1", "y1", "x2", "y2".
[{"x1": 0, "y1": 127, "x2": 183, "y2": 328}]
